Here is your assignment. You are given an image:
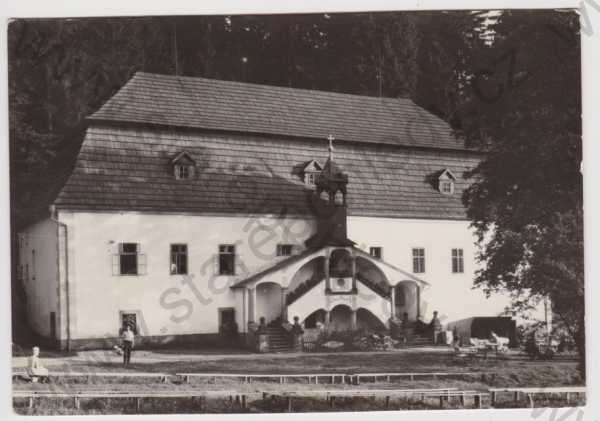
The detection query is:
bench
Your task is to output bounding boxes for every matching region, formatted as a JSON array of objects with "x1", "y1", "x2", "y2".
[{"x1": 12, "y1": 371, "x2": 50, "y2": 383}]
